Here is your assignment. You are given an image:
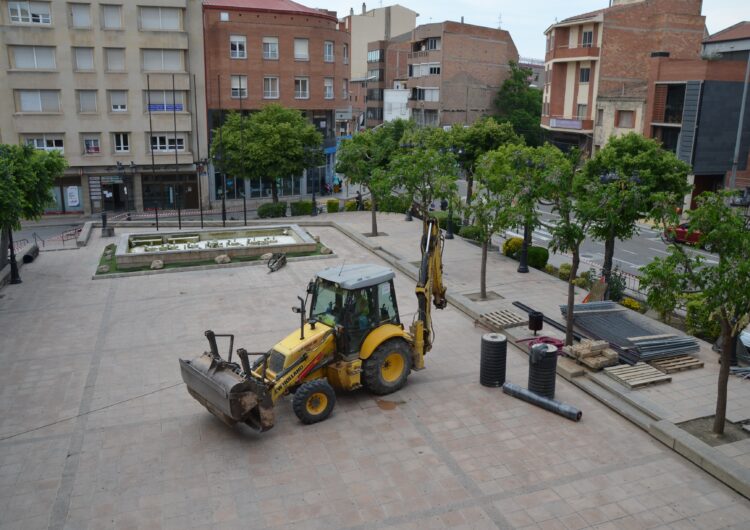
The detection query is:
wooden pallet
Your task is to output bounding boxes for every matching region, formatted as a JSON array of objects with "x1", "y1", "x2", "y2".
[
  {"x1": 649, "y1": 355, "x2": 704, "y2": 374},
  {"x1": 603, "y1": 362, "x2": 672, "y2": 389},
  {"x1": 479, "y1": 309, "x2": 527, "y2": 330}
]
